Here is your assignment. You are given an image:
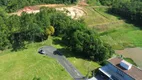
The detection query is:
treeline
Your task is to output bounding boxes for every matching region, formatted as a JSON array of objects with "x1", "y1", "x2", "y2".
[
  {"x1": 0, "y1": 0, "x2": 77, "y2": 12},
  {"x1": 0, "y1": 7, "x2": 57, "y2": 50},
  {"x1": 99, "y1": 0, "x2": 142, "y2": 26},
  {"x1": 0, "y1": 7, "x2": 114, "y2": 62},
  {"x1": 110, "y1": 0, "x2": 142, "y2": 26}
]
